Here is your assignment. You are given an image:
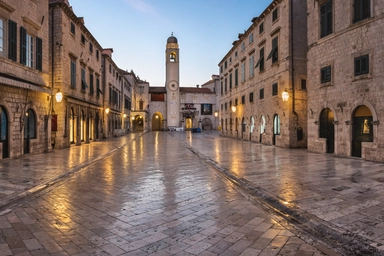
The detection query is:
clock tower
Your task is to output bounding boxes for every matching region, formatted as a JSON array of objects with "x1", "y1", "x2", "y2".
[{"x1": 165, "y1": 33, "x2": 180, "y2": 128}]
